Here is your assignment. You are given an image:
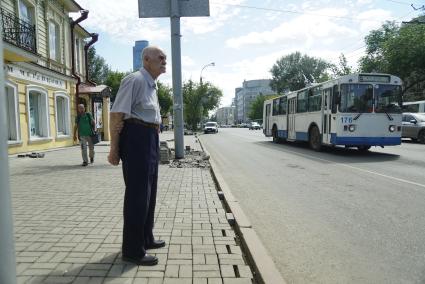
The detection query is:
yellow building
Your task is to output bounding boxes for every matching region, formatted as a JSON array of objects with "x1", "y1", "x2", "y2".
[{"x1": 1, "y1": 0, "x2": 109, "y2": 155}]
